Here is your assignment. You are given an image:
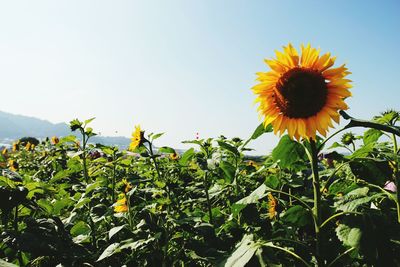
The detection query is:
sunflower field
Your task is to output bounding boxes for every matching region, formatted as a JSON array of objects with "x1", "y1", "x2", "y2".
[{"x1": 1, "y1": 45, "x2": 400, "y2": 267}]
